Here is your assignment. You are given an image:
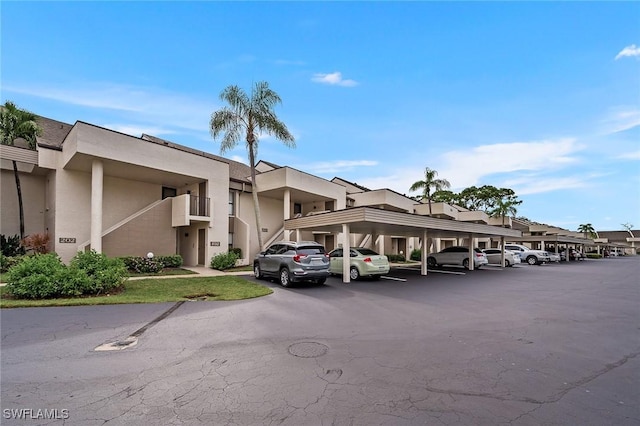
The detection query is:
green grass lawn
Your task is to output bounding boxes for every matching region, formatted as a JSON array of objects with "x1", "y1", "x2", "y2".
[
  {"x1": 127, "y1": 268, "x2": 198, "y2": 277},
  {"x1": 0, "y1": 276, "x2": 272, "y2": 308}
]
